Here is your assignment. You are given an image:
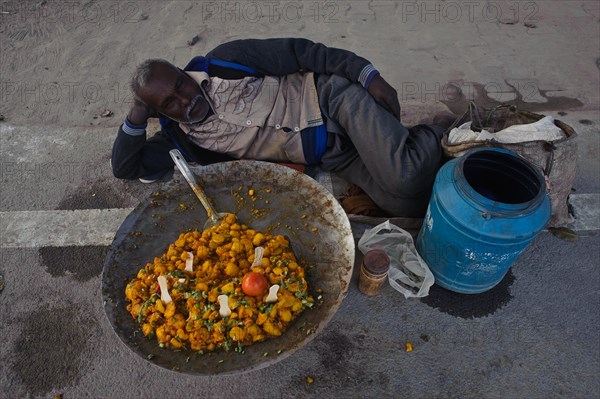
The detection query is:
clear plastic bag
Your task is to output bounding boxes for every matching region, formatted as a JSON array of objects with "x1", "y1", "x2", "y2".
[{"x1": 358, "y1": 220, "x2": 434, "y2": 299}]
